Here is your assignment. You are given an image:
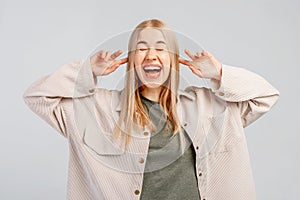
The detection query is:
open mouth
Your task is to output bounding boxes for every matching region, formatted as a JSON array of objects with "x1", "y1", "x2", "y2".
[{"x1": 143, "y1": 65, "x2": 162, "y2": 79}]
